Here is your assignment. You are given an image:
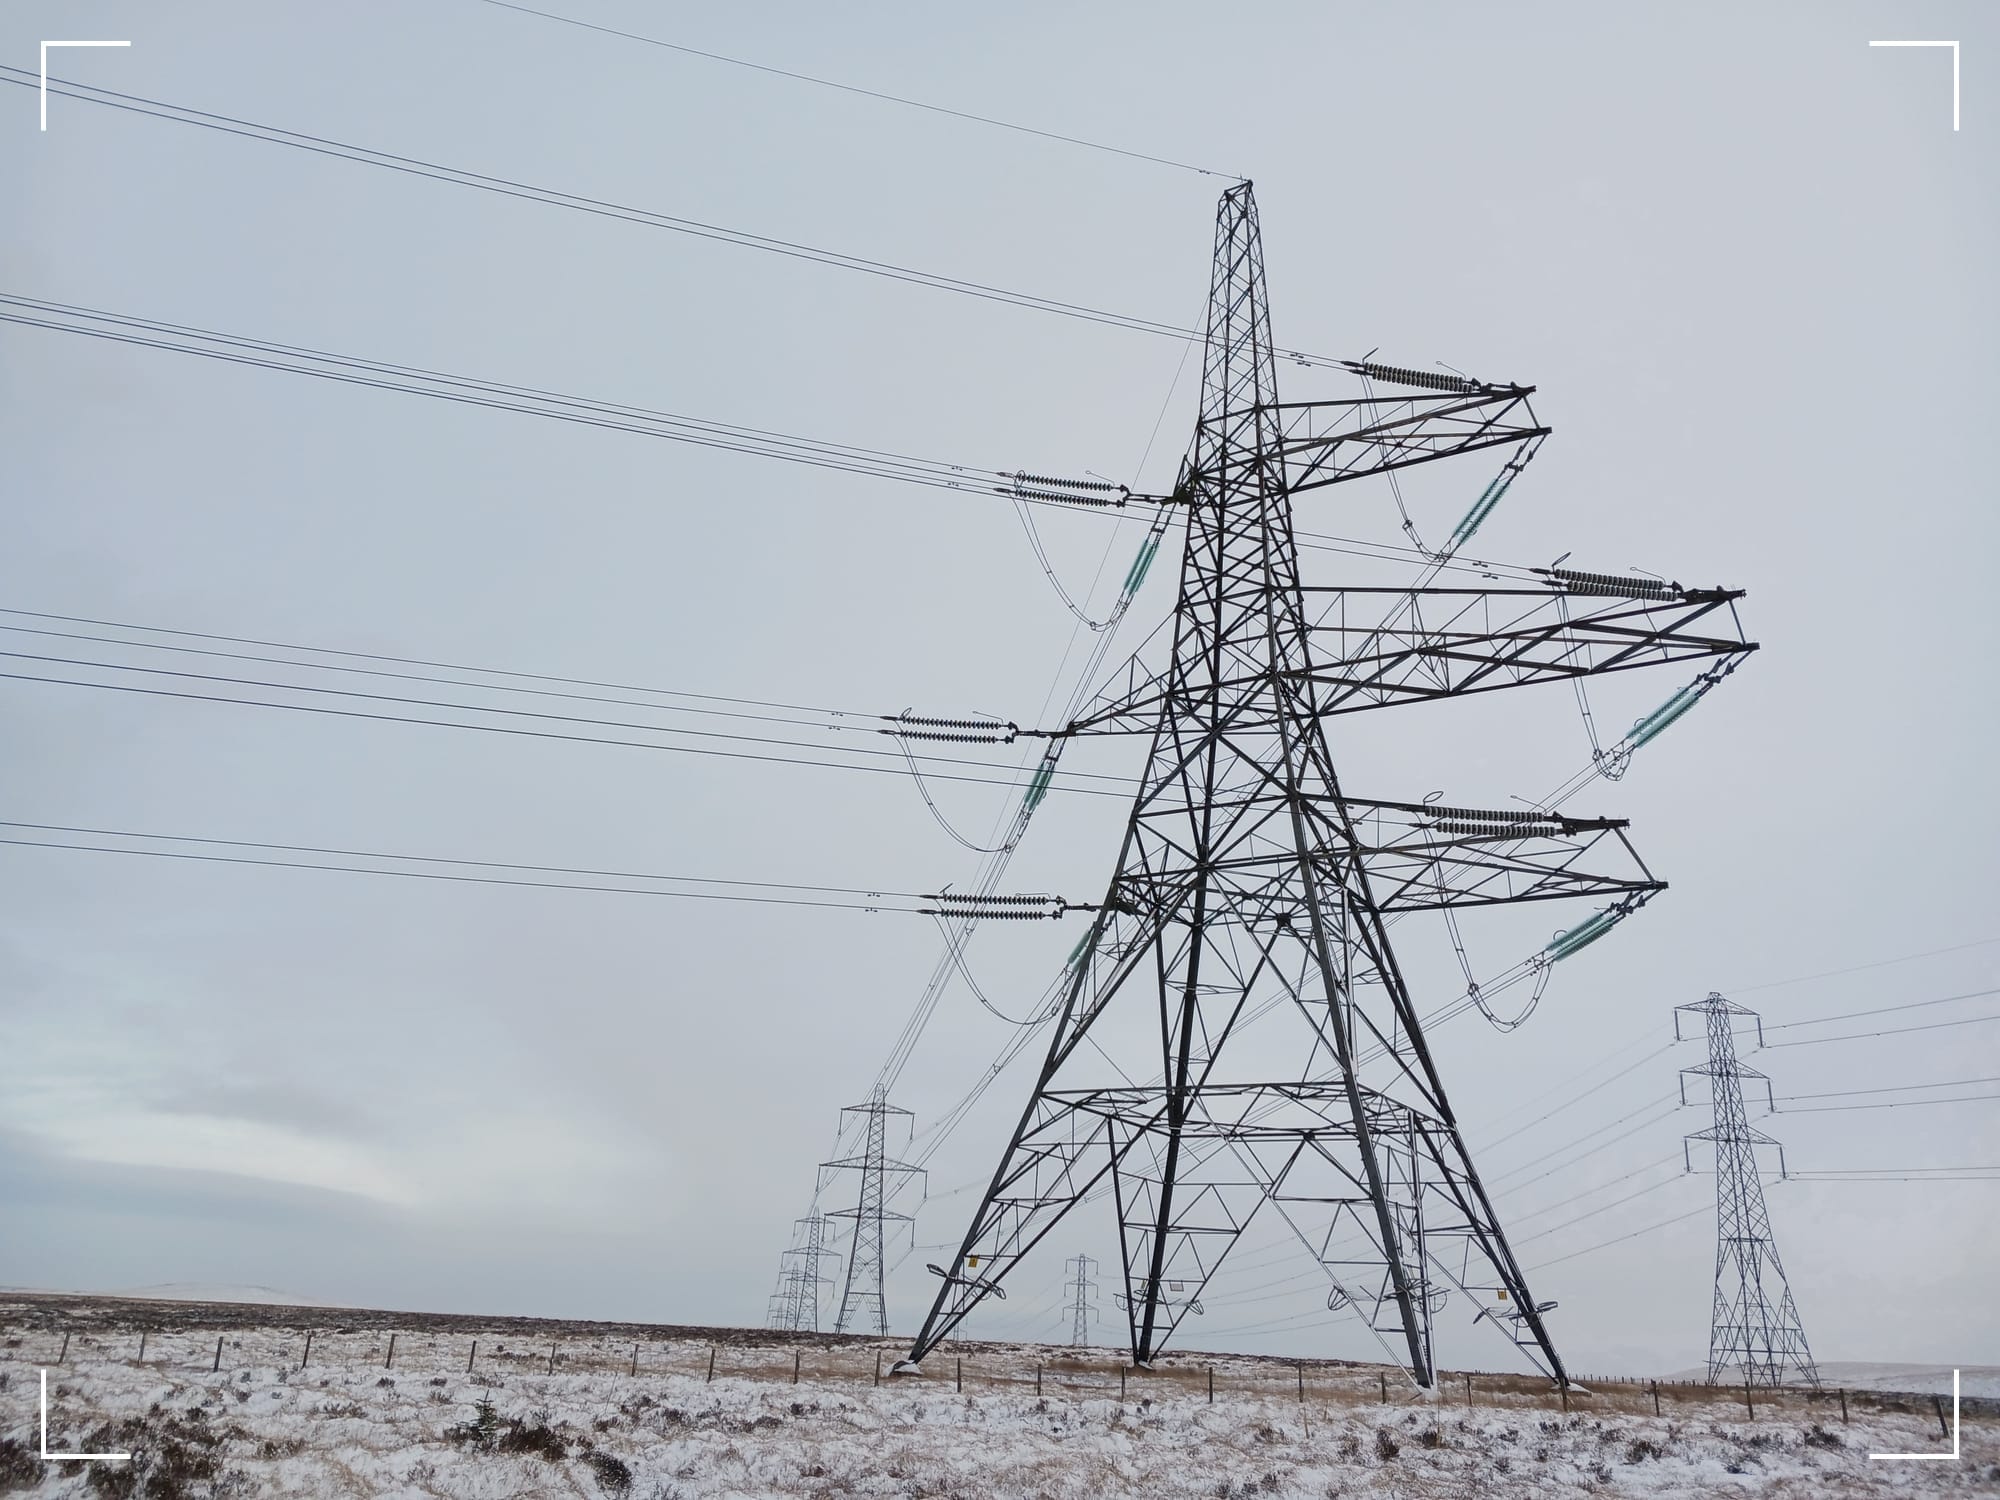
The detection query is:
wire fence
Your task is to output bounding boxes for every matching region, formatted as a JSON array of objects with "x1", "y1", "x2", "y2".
[{"x1": 3, "y1": 1322, "x2": 1991, "y2": 1433}]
